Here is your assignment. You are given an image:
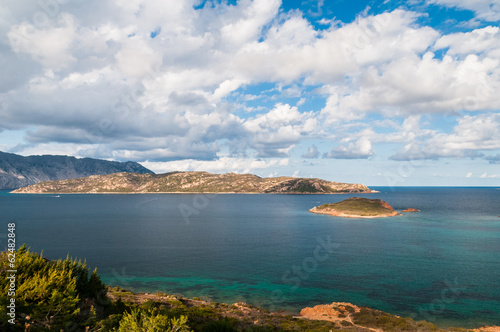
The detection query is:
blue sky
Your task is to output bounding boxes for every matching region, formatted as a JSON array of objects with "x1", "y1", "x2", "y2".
[{"x1": 0, "y1": 0, "x2": 499, "y2": 186}]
